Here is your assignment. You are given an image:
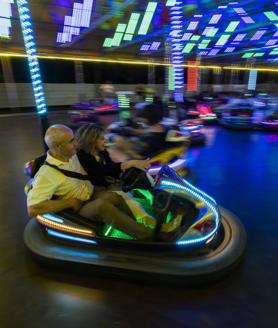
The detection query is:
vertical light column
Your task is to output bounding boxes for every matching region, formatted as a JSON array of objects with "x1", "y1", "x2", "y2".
[
  {"x1": 245, "y1": 59, "x2": 257, "y2": 91},
  {"x1": 169, "y1": 0, "x2": 184, "y2": 102},
  {"x1": 248, "y1": 70, "x2": 257, "y2": 91},
  {"x1": 16, "y1": 0, "x2": 47, "y2": 114},
  {"x1": 187, "y1": 61, "x2": 198, "y2": 92}
]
